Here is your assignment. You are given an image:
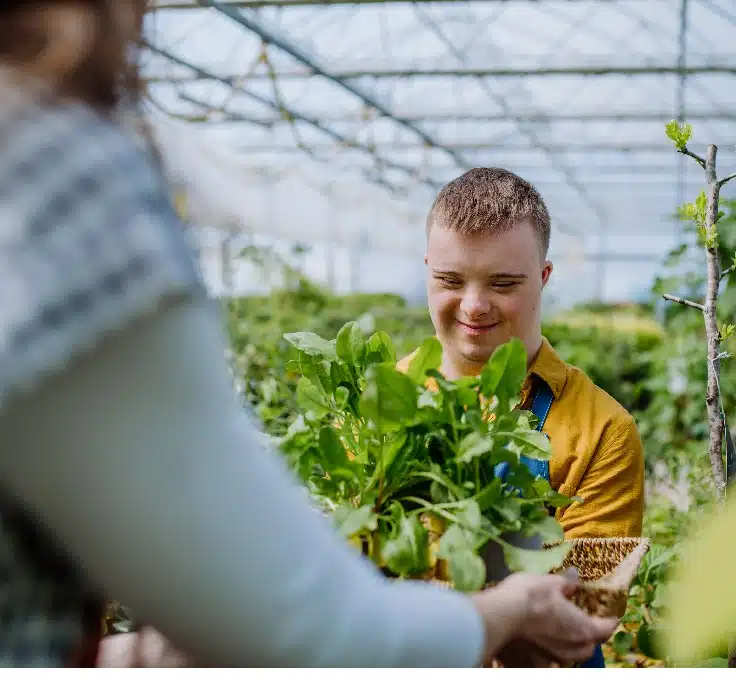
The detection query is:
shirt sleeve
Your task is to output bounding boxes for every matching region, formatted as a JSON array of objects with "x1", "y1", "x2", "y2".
[
  {"x1": 558, "y1": 415, "x2": 645, "y2": 539},
  {"x1": 0, "y1": 295, "x2": 485, "y2": 667},
  {"x1": 0, "y1": 99, "x2": 205, "y2": 408}
]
